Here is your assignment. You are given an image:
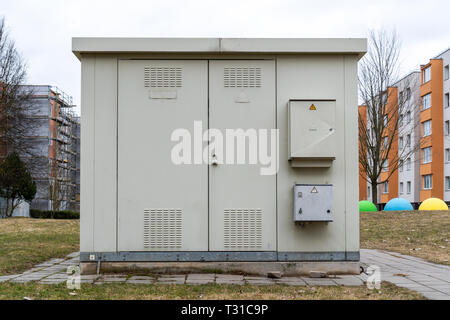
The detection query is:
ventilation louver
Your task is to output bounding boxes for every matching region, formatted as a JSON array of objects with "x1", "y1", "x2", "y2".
[
  {"x1": 224, "y1": 67, "x2": 262, "y2": 88},
  {"x1": 224, "y1": 208, "x2": 262, "y2": 249},
  {"x1": 144, "y1": 67, "x2": 182, "y2": 88},
  {"x1": 144, "y1": 208, "x2": 182, "y2": 249}
]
